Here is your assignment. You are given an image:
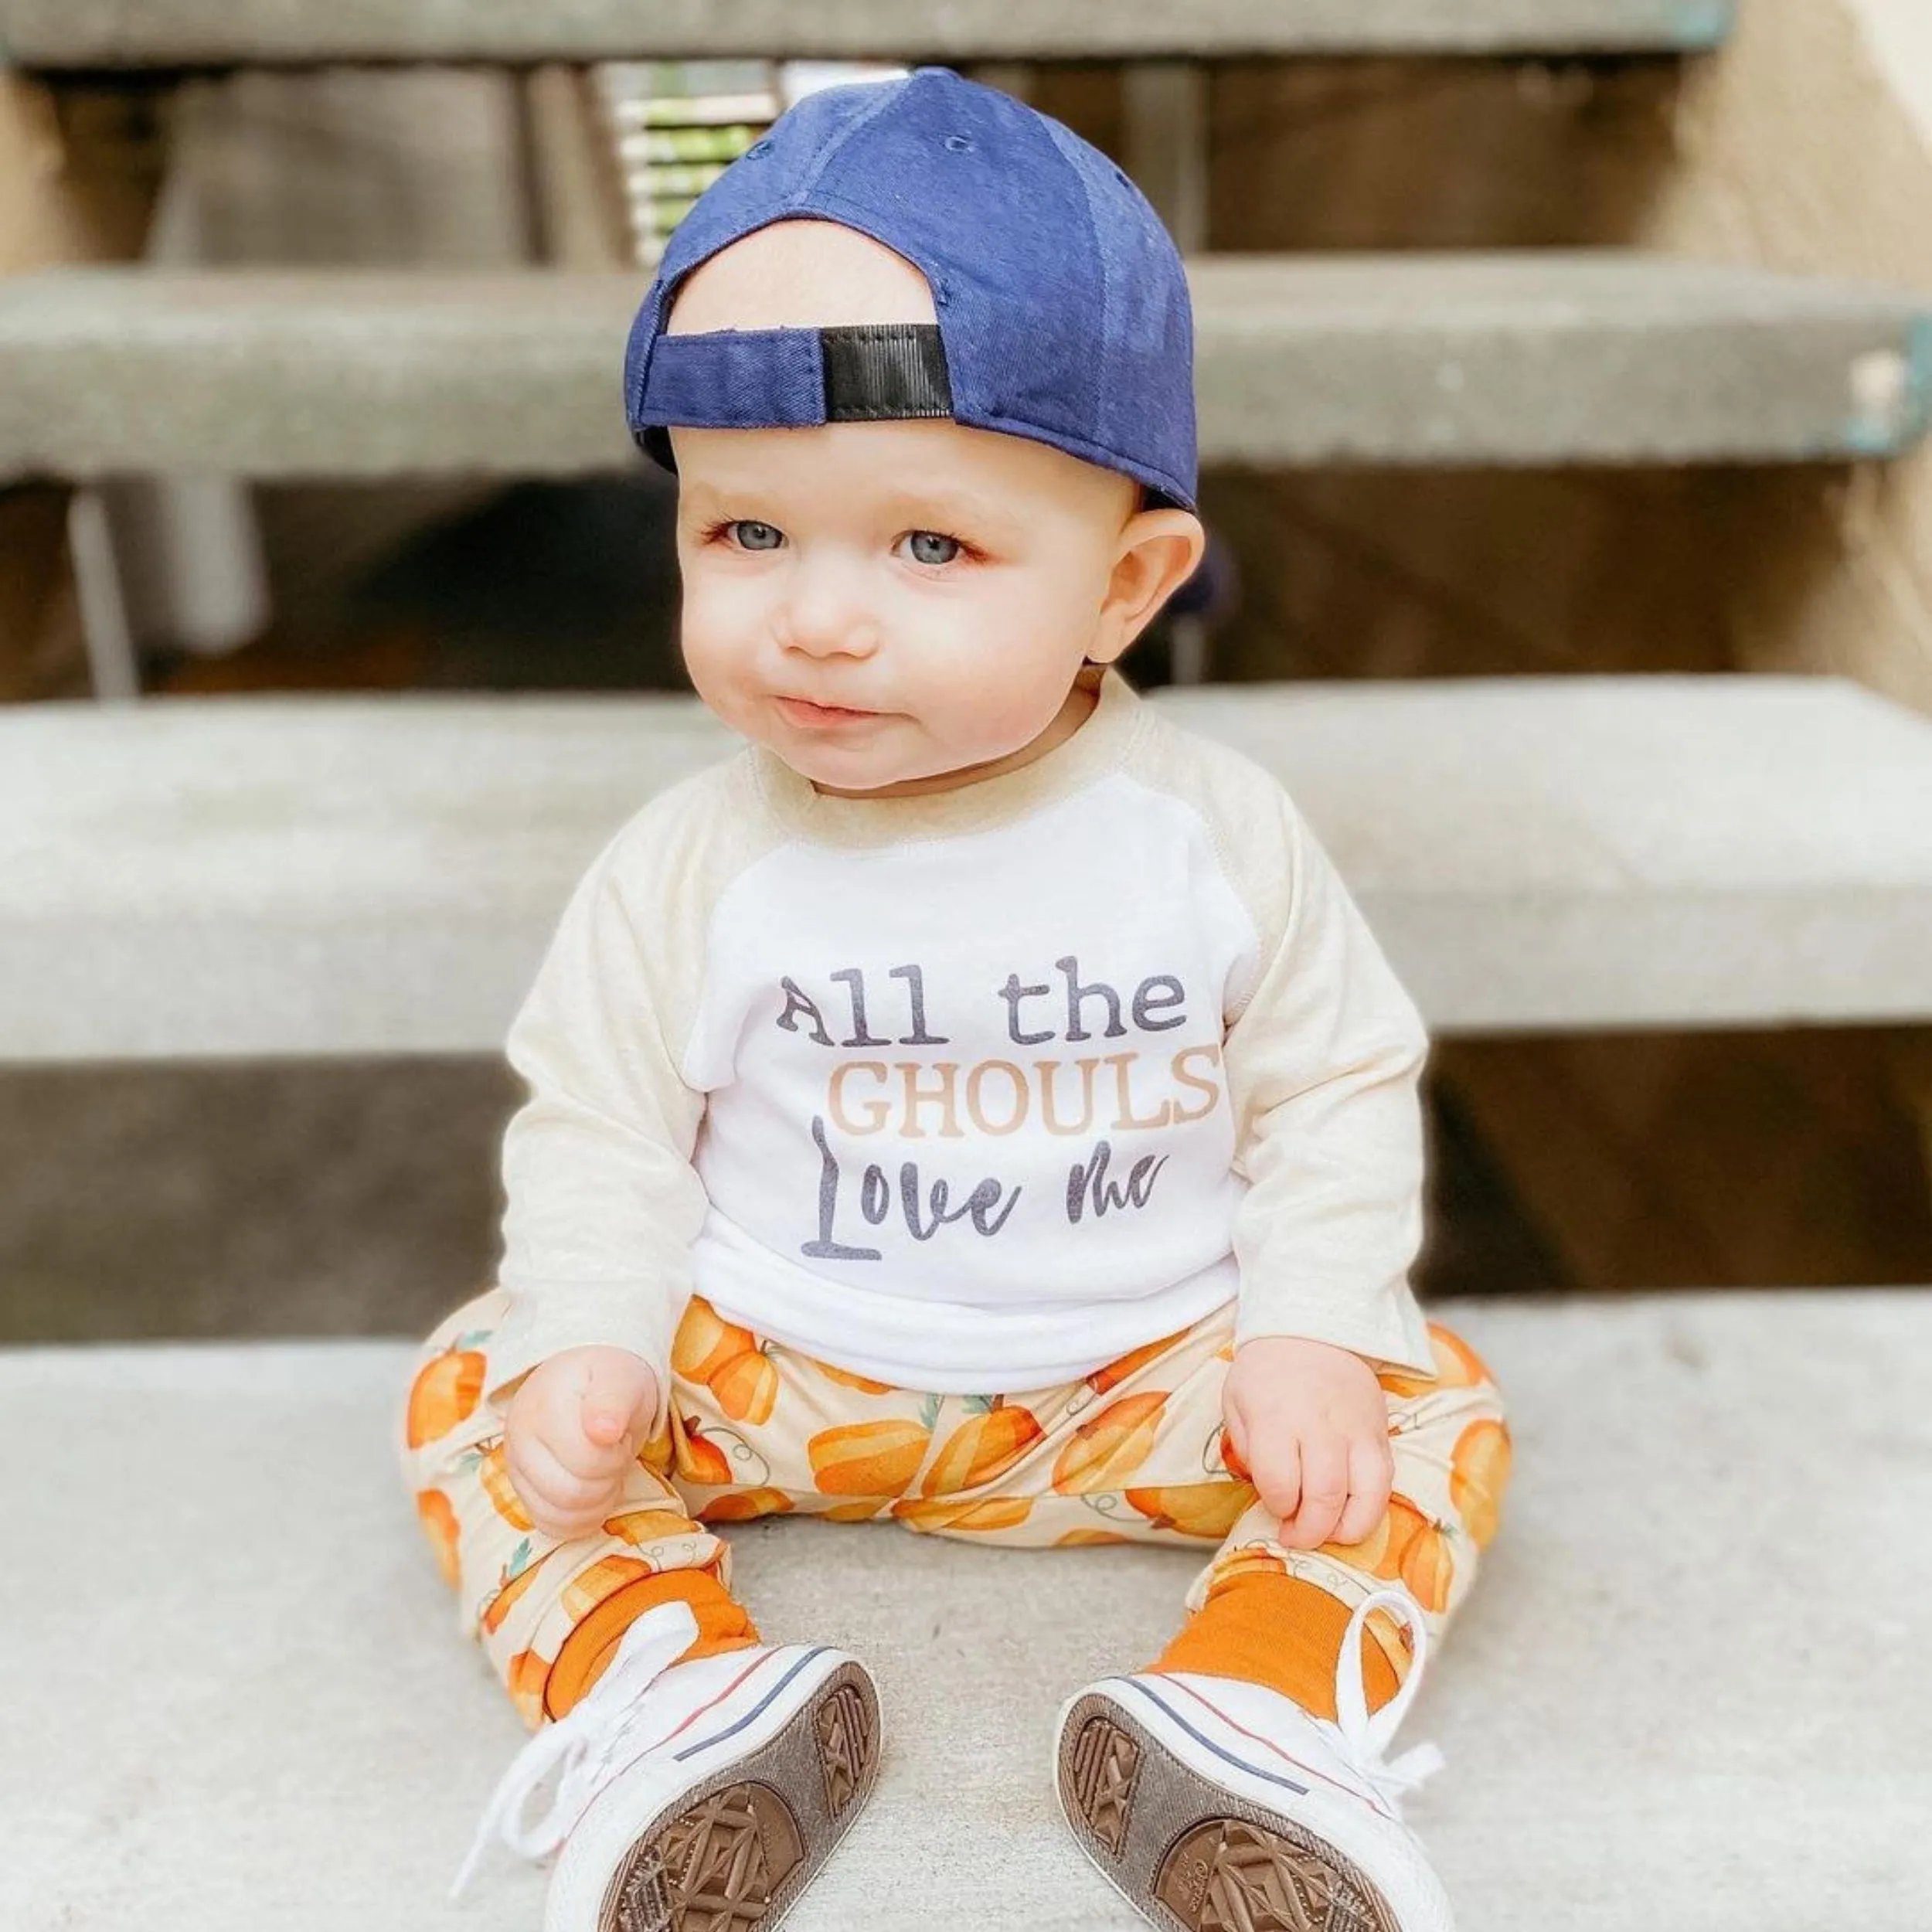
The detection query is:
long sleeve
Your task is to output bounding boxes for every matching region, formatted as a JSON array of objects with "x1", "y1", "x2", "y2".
[
  {"x1": 1221, "y1": 790, "x2": 1437, "y2": 1376},
  {"x1": 482, "y1": 828, "x2": 712, "y2": 1409}
]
